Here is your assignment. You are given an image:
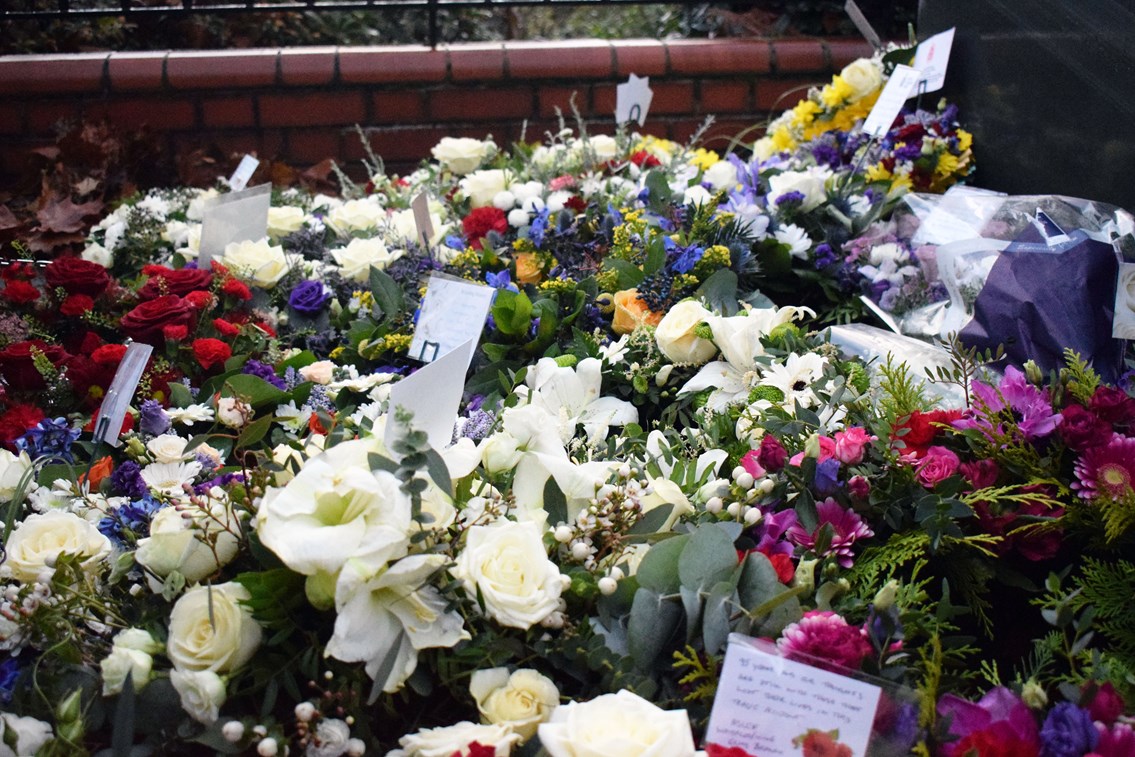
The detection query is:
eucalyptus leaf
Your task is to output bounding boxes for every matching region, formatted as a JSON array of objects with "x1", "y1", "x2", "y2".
[
  {"x1": 677, "y1": 523, "x2": 737, "y2": 592},
  {"x1": 542, "y1": 477, "x2": 568, "y2": 527},
  {"x1": 703, "y1": 580, "x2": 737, "y2": 655},
  {"x1": 695, "y1": 268, "x2": 740, "y2": 316},
  {"x1": 680, "y1": 585, "x2": 703, "y2": 643},
  {"x1": 636, "y1": 533, "x2": 687, "y2": 594},
  {"x1": 627, "y1": 588, "x2": 682, "y2": 671}
]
